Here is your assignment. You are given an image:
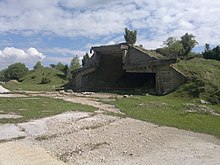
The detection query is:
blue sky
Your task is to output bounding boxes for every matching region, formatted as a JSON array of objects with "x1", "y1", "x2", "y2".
[{"x1": 0, "y1": 0, "x2": 220, "y2": 69}]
